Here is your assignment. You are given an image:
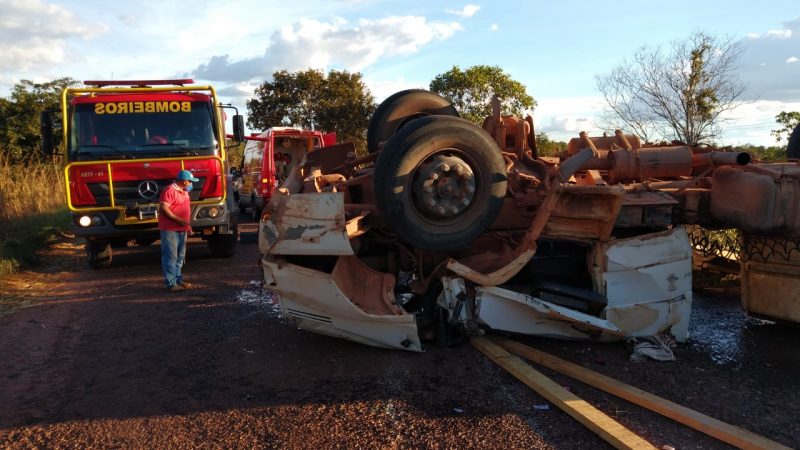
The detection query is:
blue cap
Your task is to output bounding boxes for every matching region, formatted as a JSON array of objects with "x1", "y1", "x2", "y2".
[{"x1": 177, "y1": 169, "x2": 199, "y2": 182}]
